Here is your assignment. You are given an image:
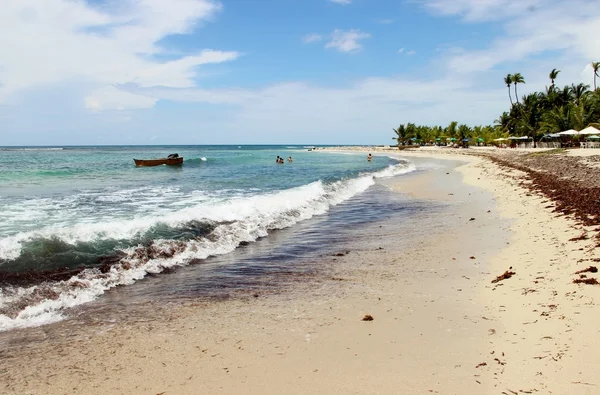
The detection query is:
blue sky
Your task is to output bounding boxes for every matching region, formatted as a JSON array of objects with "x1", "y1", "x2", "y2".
[{"x1": 0, "y1": 0, "x2": 599, "y2": 145}]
